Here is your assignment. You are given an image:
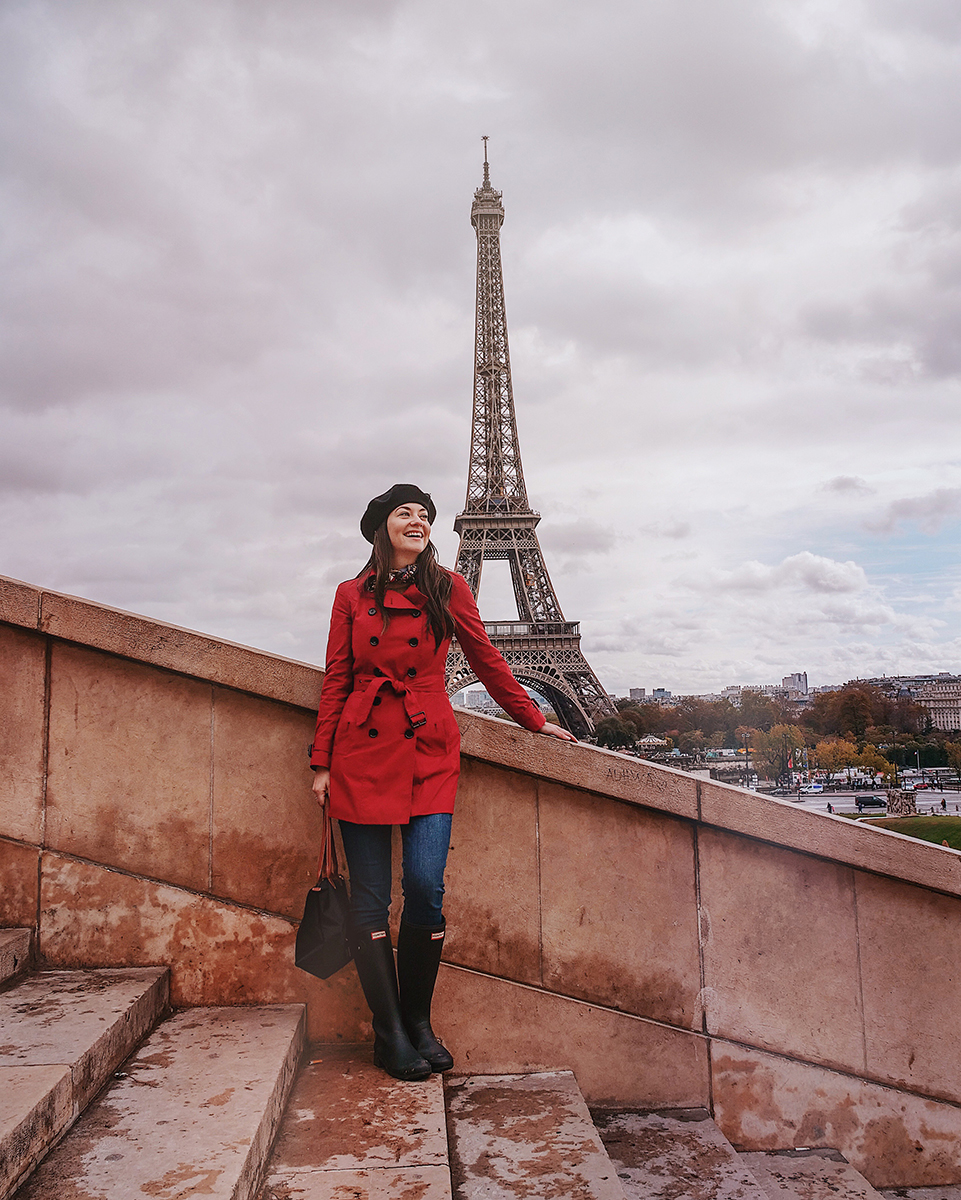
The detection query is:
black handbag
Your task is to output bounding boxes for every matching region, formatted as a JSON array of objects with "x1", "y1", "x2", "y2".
[{"x1": 295, "y1": 807, "x2": 352, "y2": 979}]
